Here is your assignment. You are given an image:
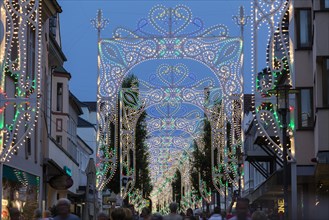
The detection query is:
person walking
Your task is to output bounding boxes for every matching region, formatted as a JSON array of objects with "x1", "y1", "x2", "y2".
[
  {"x1": 251, "y1": 211, "x2": 267, "y2": 220},
  {"x1": 127, "y1": 204, "x2": 140, "y2": 220},
  {"x1": 43, "y1": 210, "x2": 53, "y2": 220},
  {"x1": 97, "y1": 211, "x2": 109, "y2": 220},
  {"x1": 111, "y1": 208, "x2": 126, "y2": 220},
  {"x1": 228, "y1": 198, "x2": 251, "y2": 220},
  {"x1": 208, "y1": 207, "x2": 222, "y2": 220},
  {"x1": 151, "y1": 213, "x2": 163, "y2": 220},
  {"x1": 53, "y1": 198, "x2": 80, "y2": 220},
  {"x1": 140, "y1": 207, "x2": 151, "y2": 220},
  {"x1": 33, "y1": 209, "x2": 43, "y2": 220},
  {"x1": 163, "y1": 202, "x2": 183, "y2": 220},
  {"x1": 185, "y1": 208, "x2": 196, "y2": 220}
]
